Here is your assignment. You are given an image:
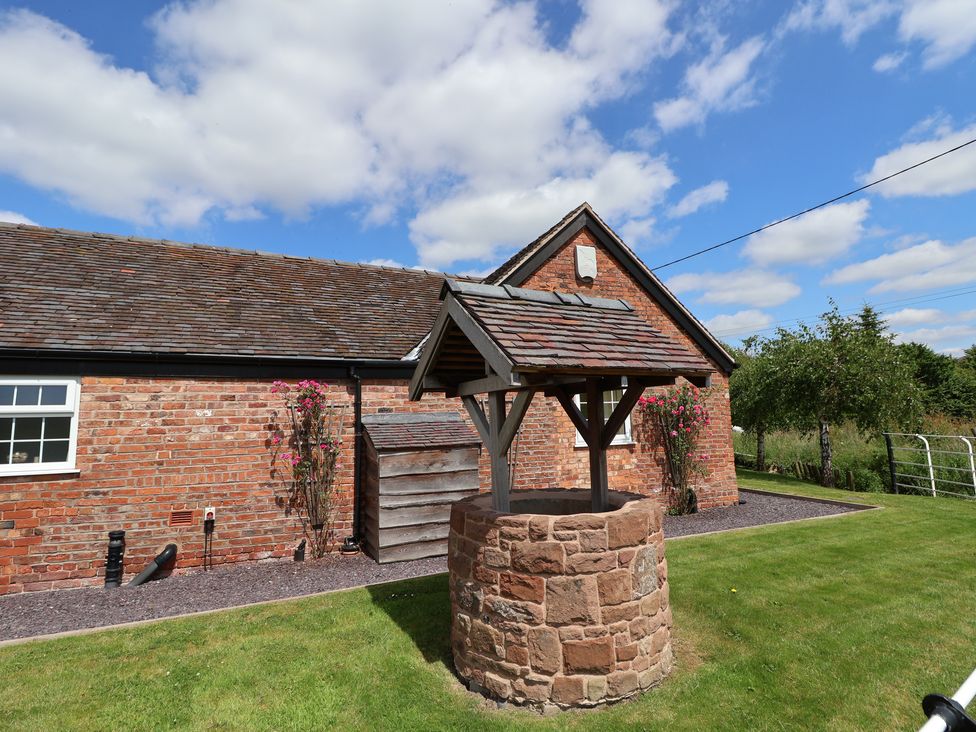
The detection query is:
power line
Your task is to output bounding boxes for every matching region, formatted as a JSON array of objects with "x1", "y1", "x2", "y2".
[
  {"x1": 650, "y1": 136, "x2": 976, "y2": 272},
  {"x1": 710, "y1": 285, "x2": 976, "y2": 339}
]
